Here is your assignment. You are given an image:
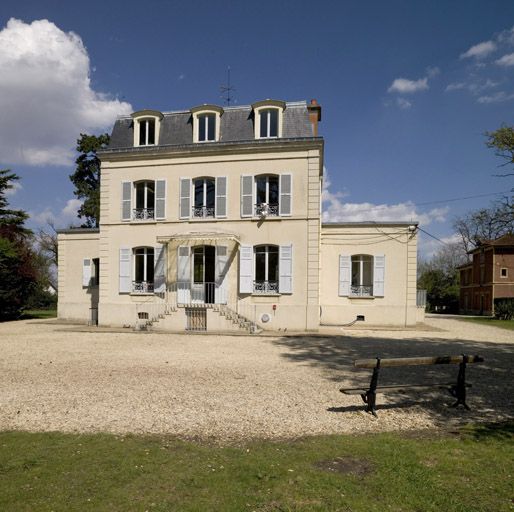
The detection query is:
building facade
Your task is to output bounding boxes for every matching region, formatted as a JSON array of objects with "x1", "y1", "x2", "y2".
[
  {"x1": 58, "y1": 99, "x2": 421, "y2": 331},
  {"x1": 458, "y1": 233, "x2": 514, "y2": 315}
]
